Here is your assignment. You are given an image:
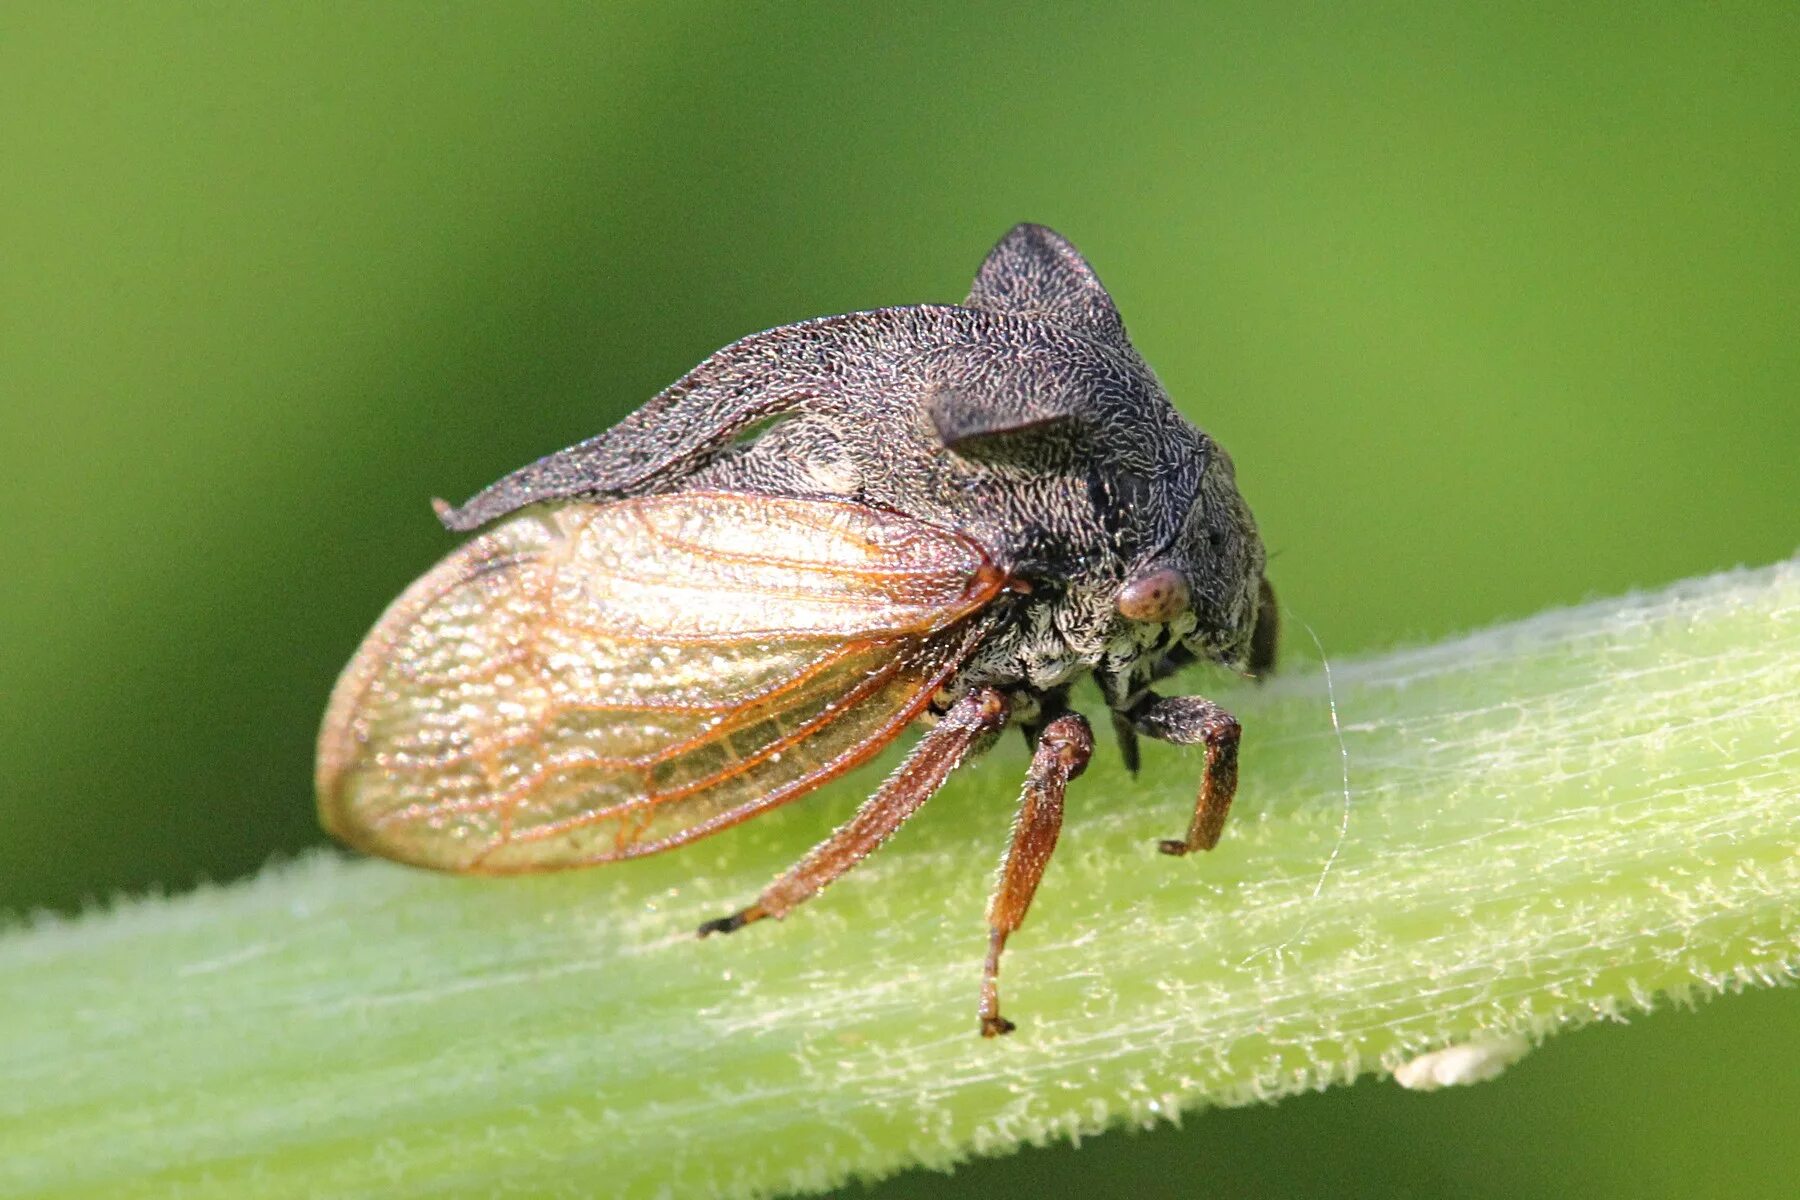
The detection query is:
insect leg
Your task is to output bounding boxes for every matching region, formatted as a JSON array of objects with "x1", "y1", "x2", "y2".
[
  {"x1": 1148, "y1": 642, "x2": 1198, "y2": 683},
  {"x1": 1017, "y1": 685, "x2": 1070, "y2": 755},
  {"x1": 697, "y1": 687, "x2": 1011, "y2": 937},
  {"x1": 1249, "y1": 575, "x2": 1279, "y2": 678},
  {"x1": 1128, "y1": 693, "x2": 1241, "y2": 856},
  {"x1": 1109, "y1": 711, "x2": 1141, "y2": 775},
  {"x1": 979, "y1": 712, "x2": 1091, "y2": 1037}
]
